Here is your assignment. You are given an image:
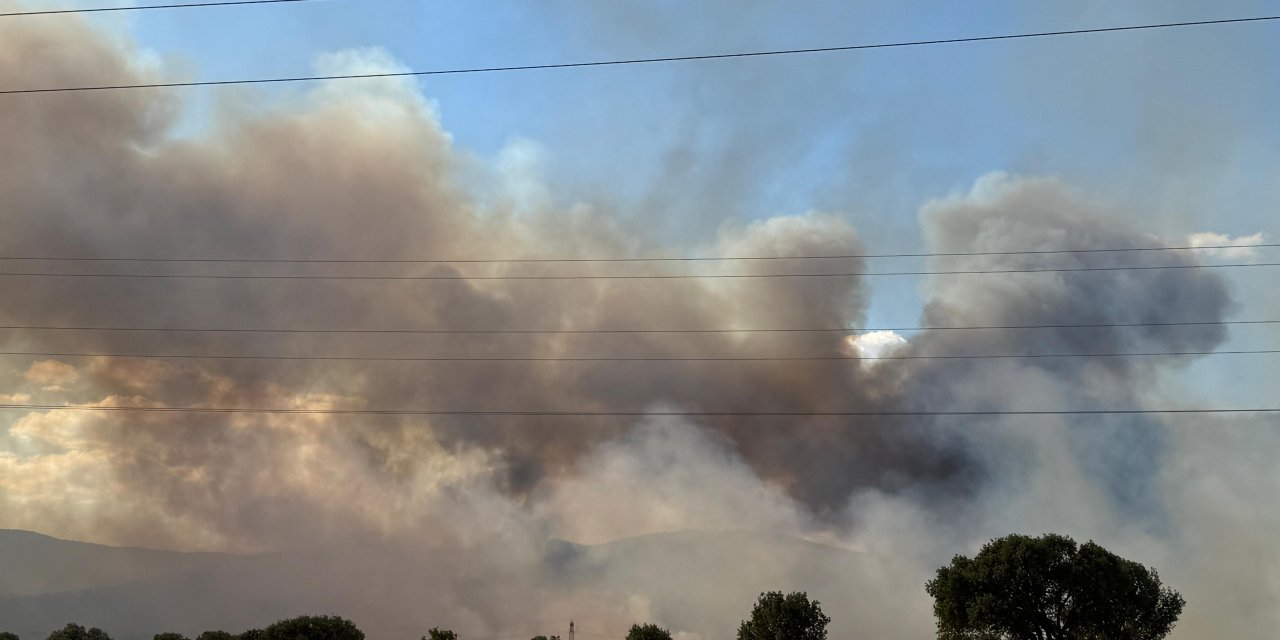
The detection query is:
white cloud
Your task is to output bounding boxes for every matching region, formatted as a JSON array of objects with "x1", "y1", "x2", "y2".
[
  {"x1": 844, "y1": 330, "x2": 908, "y2": 360},
  {"x1": 1187, "y1": 231, "x2": 1266, "y2": 260}
]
